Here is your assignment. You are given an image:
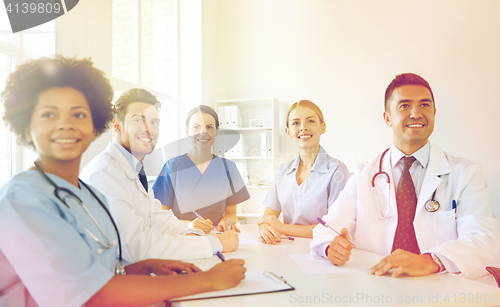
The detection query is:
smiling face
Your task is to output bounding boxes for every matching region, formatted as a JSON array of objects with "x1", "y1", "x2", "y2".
[
  {"x1": 25, "y1": 87, "x2": 96, "y2": 166},
  {"x1": 285, "y1": 106, "x2": 326, "y2": 149},
  {"x1": 114, "y1": 102, "x2": 160, "y2": 161},
  {"x1": 186, "y1": 112, "x2": 218, "y2": 150},
  {"x1": 383, "y1": 84, "x2": 436, "y2": 155}
]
